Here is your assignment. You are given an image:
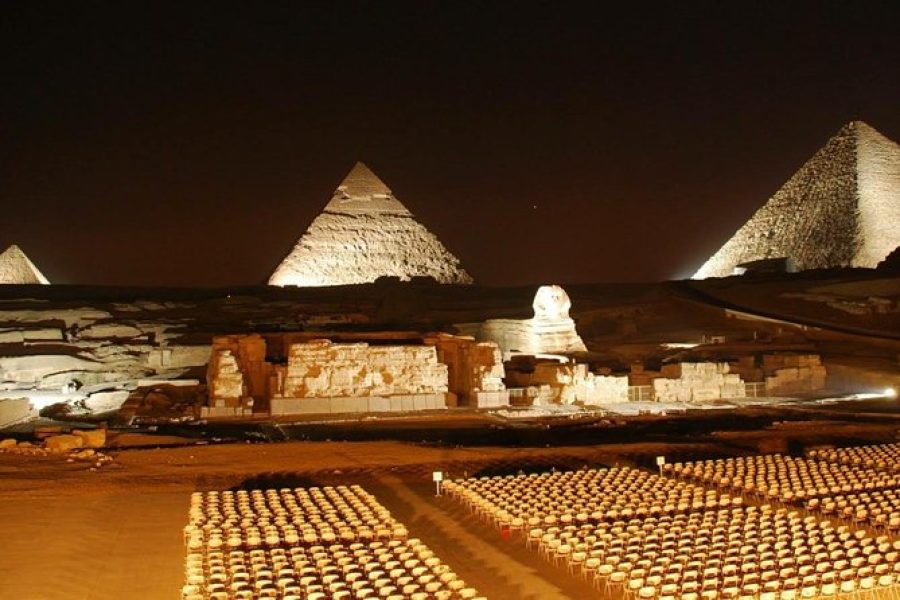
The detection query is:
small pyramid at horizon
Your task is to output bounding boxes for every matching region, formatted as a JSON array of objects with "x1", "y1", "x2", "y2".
[
  {"x1": 0, "y1": 244, "x2": 50, "y2": 284},
  {"x1": 694, "y1": 120, "x2": 900, "y2": 278},
  {"x1": 269, "y1": 162, "x2": 473, "y2": 287}
]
